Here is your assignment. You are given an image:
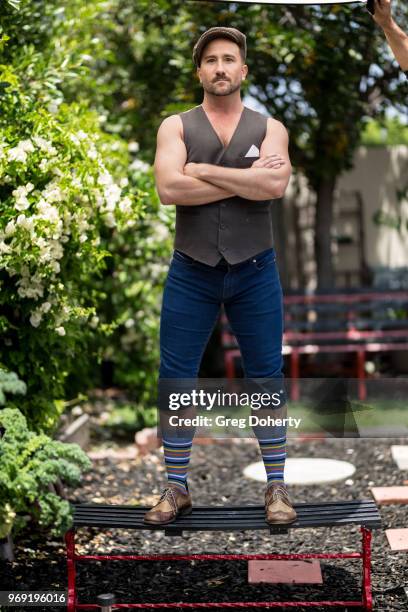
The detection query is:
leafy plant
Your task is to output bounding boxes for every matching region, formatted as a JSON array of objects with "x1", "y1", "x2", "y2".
[{"x1": 0, "y1": 403, "x2": 92, "y2": 538}]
